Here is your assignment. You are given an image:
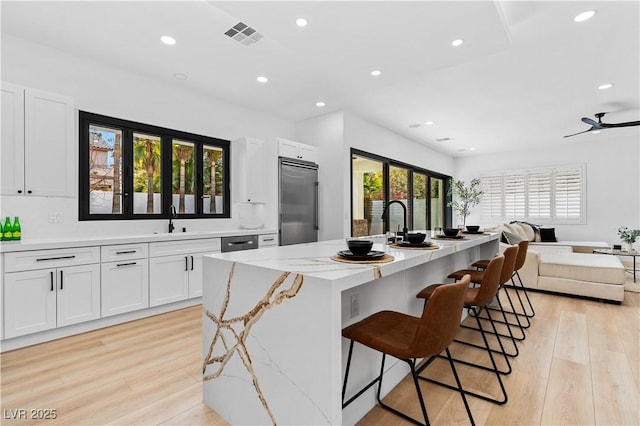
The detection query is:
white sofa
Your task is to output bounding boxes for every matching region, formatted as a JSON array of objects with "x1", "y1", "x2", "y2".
[
  {"x1": 518, "y1": 244, "x2": 626, "y2": 303},
  {"x1": 489, "y1": 222, "x2": 626, "y2": 303}
]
